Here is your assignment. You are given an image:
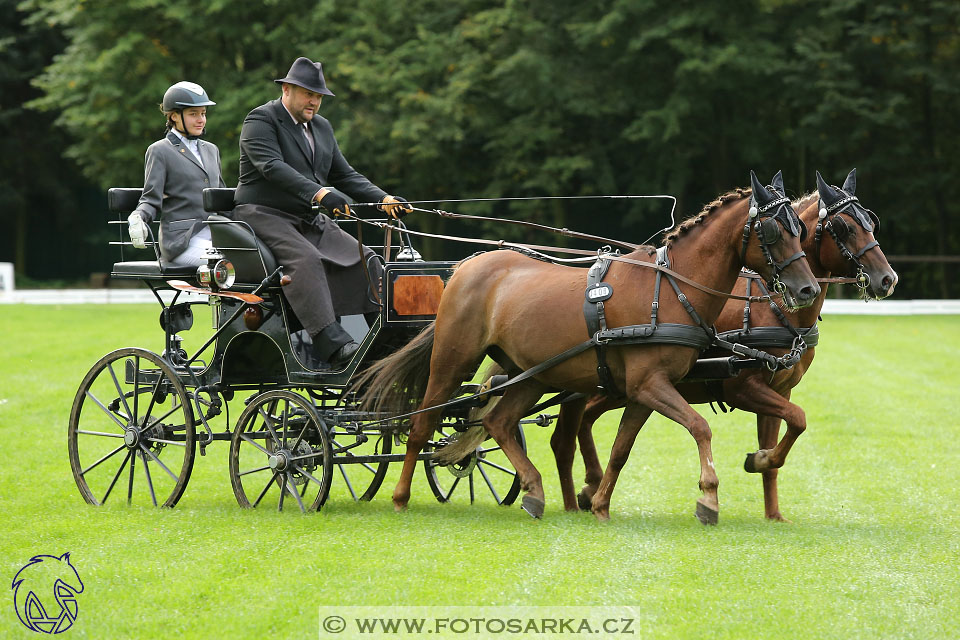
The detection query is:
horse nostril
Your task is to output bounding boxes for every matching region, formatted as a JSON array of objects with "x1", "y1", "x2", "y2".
[
  {"x1": 881, "y1": 275, "x2": 894, "y2": 291},
  {"x1": 800, "y1": 285, "x2": 818, "y2": 300}
]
